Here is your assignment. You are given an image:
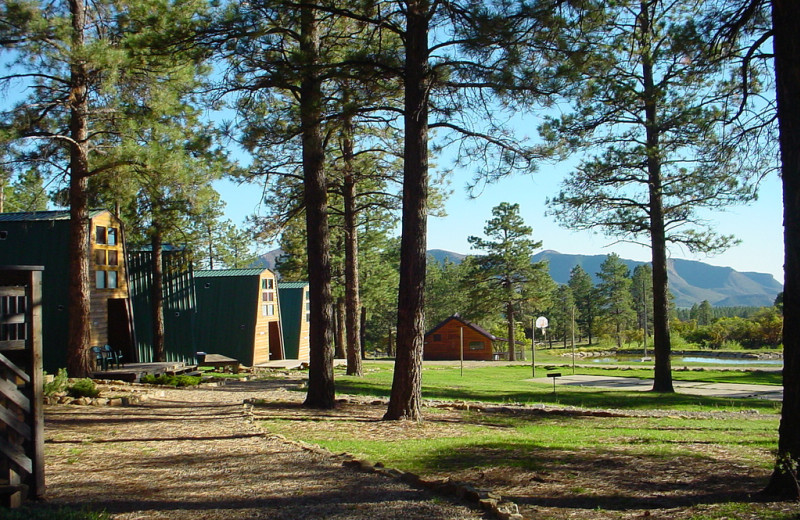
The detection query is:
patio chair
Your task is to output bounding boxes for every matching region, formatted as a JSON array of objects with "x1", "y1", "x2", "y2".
[
  {"x1": 101, "y1": 344, "x2": 123, "y2": 369},
  {"x1": 91, "y1": 346, "x2": 109, "y2": 371}
]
